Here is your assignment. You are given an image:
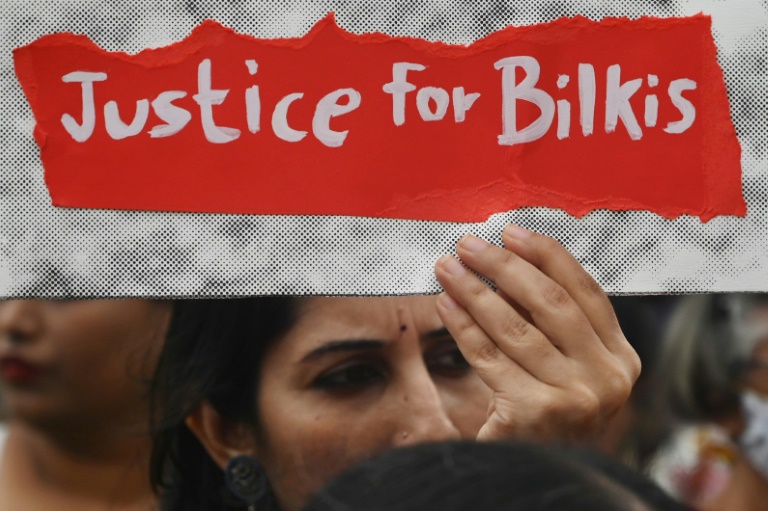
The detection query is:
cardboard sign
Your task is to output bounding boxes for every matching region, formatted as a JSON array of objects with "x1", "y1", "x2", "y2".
[{"x1": 14, "y1": 13, "x2": 744, "y2": 222}]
